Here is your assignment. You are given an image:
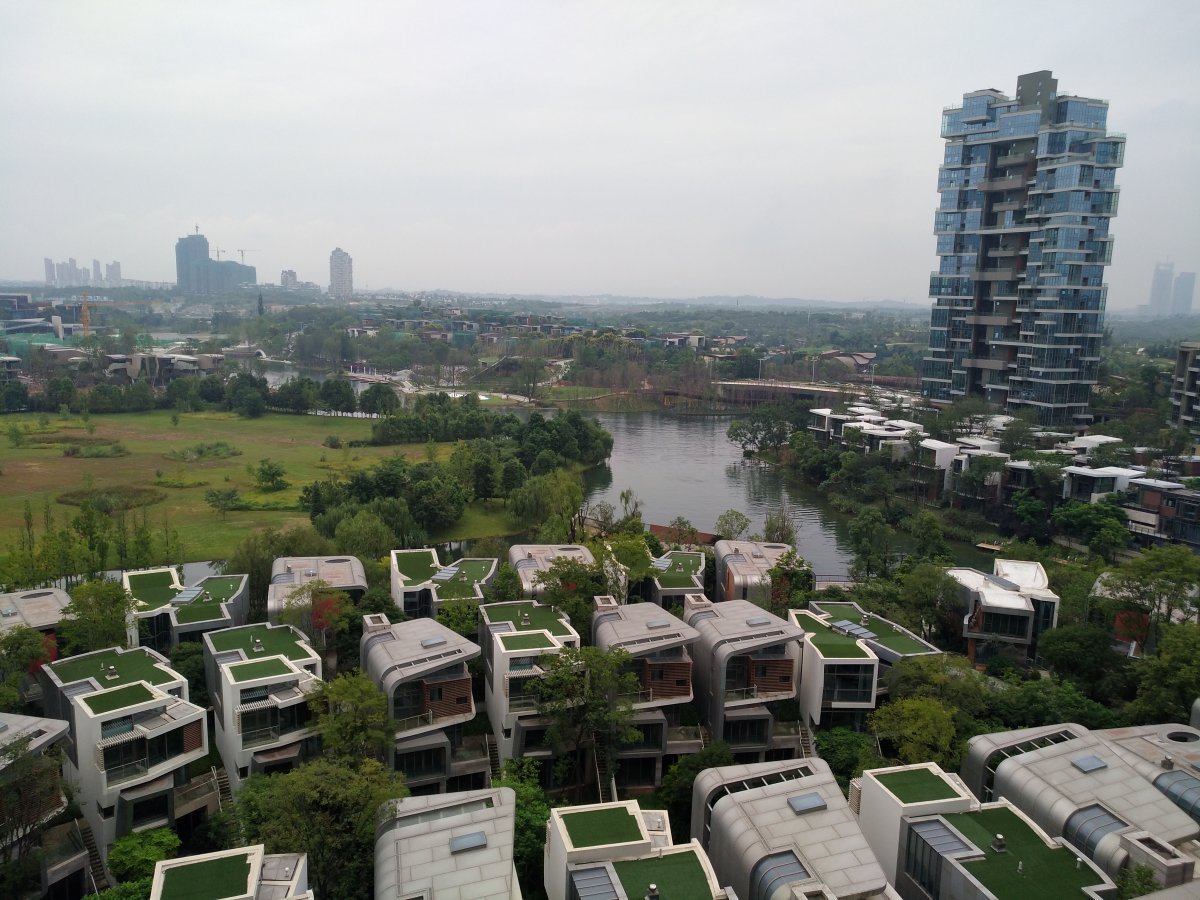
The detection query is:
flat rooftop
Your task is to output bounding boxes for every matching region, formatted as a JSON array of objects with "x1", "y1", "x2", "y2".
[
  {"x1": 808, "y1": 603, "x2": 935, "y2": 655},
  {"x1": 82, "y1": 682, "x2": 156, "y2": 714},
  {"x1": 499, "y1": 632, "x2": 555, "y2": 652},
  {"x1": 593, "y1": 602, "x2": 698, "y2": 654},
  {"x1": 613, "y1": 850, "x2": 711, "y2": 900},
  {"x1": 207, "y1": 624, "x2": 315, "y2": 663},
  {"x1": 51, "y1": 647, "x2": 176, "y2": 690},
  {"x1": 654, "y1": 551, "x2": 704, "y2": 589},
  {"x1": 434, "y1": 558, "x2": 497, "y2": 600},
  {"x1": 483, "y1": 601, "x2": 572, "y2": 637},
  {"x1": 391, "y1": 549, "x2": 440, "y2": 584},
  {"x1": 154, "y1": 851, "x2": 254, "y2": 900},
  {"x1": 127, "y1": 569, "x2": 182, "y2": 610},
  {"x1": 876, "y1": 768, "x2": 961, "y2": 803},
  {"x1": 172, "y1": 576, "x2": 245, "y2": 624},
  {"x1": 0, "y1": 588, "x2": 71, "y2": 631},
  {"x1": 944, "y1": 807, "x2": 1108, "y2": 898},
  {"x1": 561, "y1": 806, "x2": 643, "y2": 848},
  {"x1": 229, "y1": 658, "x2": 292, "y2": 683},
  {"x1": 792, "y1": 611, "x2": 869, "y2": 659}
]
